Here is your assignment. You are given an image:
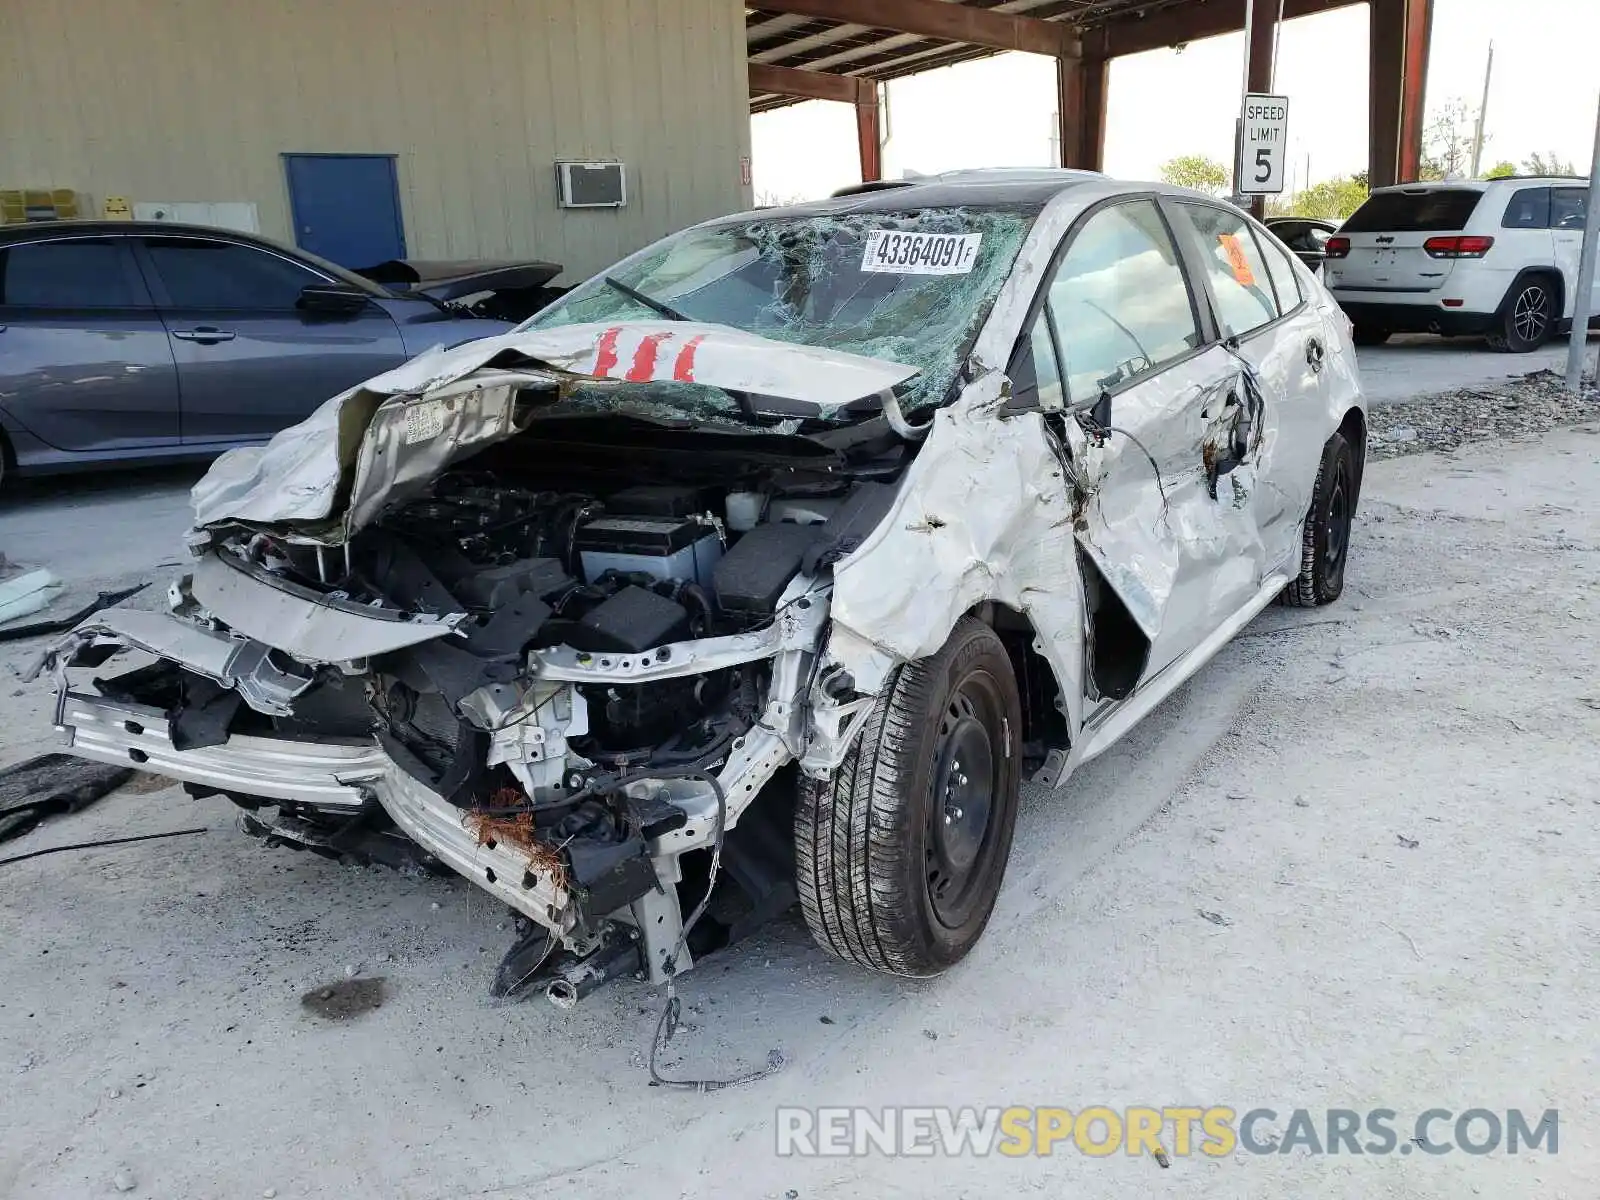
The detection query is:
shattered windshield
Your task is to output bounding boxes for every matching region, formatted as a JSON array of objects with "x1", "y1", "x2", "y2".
[{"x1": 520, "y1": 206, "x2": 1035, "y2": 413}]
